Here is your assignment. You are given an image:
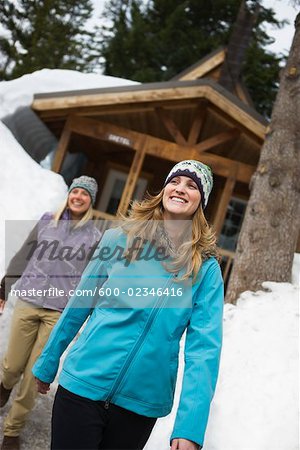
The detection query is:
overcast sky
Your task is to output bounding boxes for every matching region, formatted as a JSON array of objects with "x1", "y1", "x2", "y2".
[
  {"x1": 90, "y1": 0, "x2": 299, "y2": 56},
  {"x1": 261, "y1": 0, "x2": 298, "y2": 53}
]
